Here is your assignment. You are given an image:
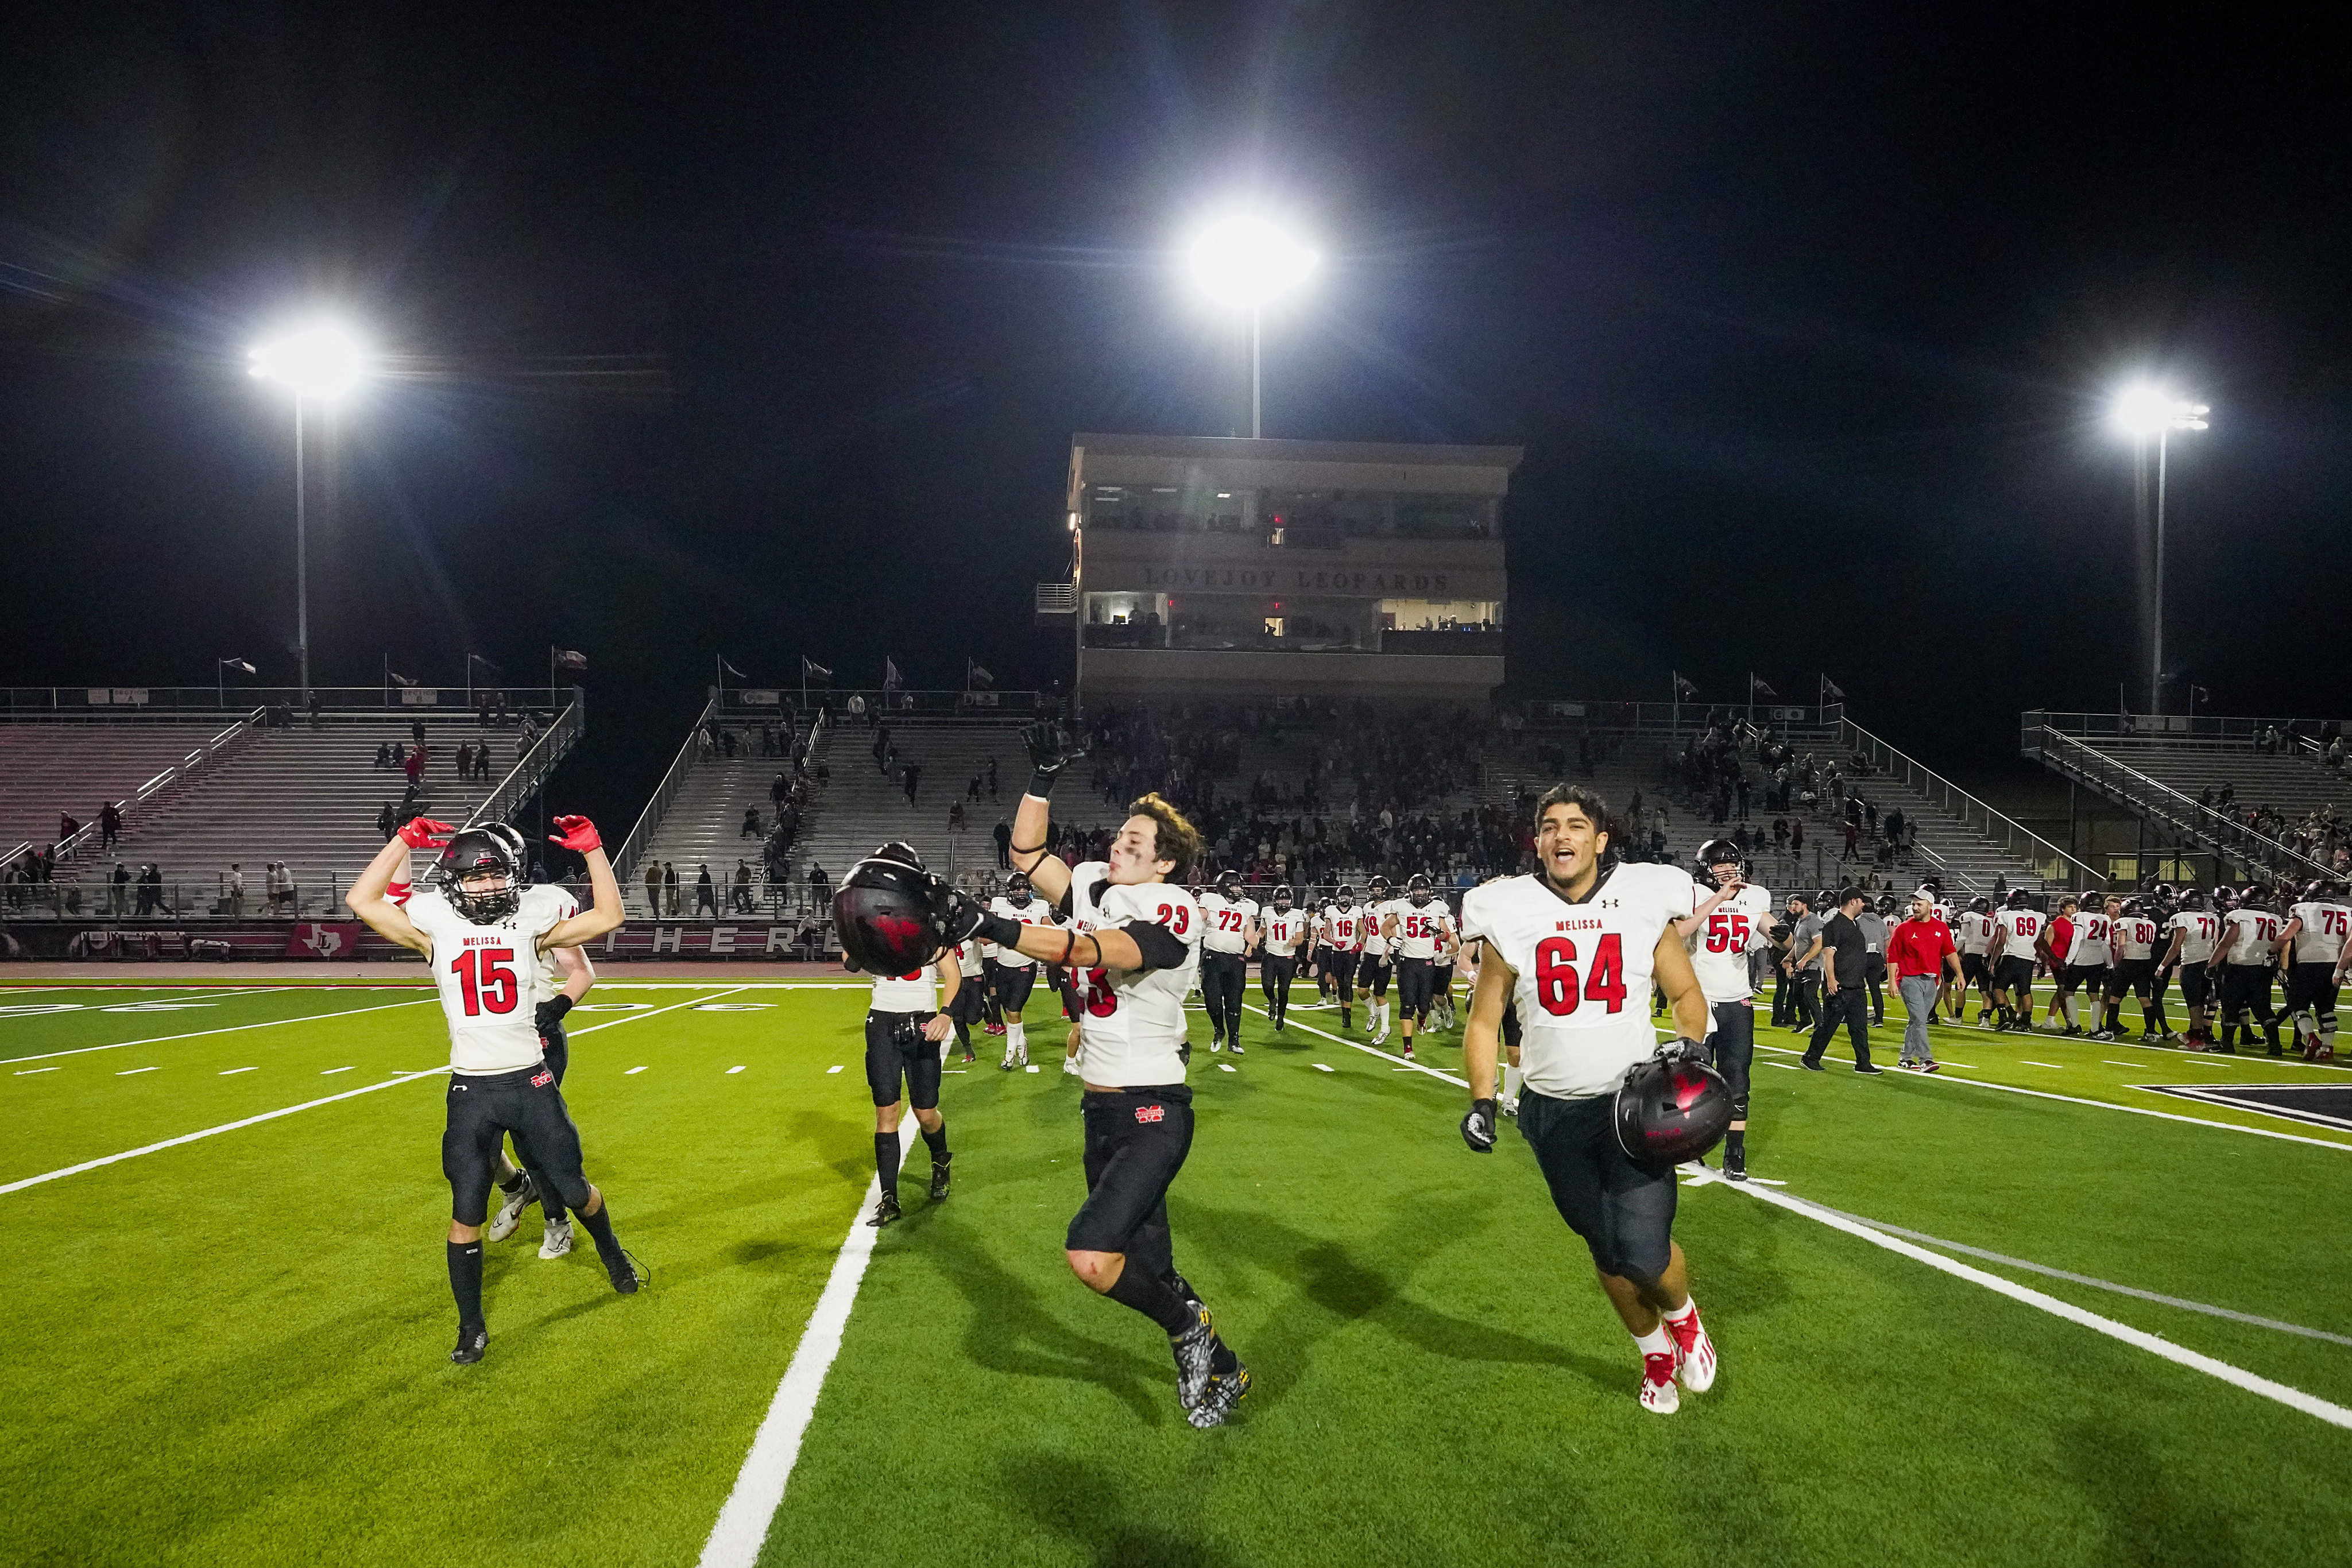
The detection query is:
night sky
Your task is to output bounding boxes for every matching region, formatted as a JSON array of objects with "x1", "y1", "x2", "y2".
[{"x1": 3, "y1": 3, "x2": 2346, "y2": 827}]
